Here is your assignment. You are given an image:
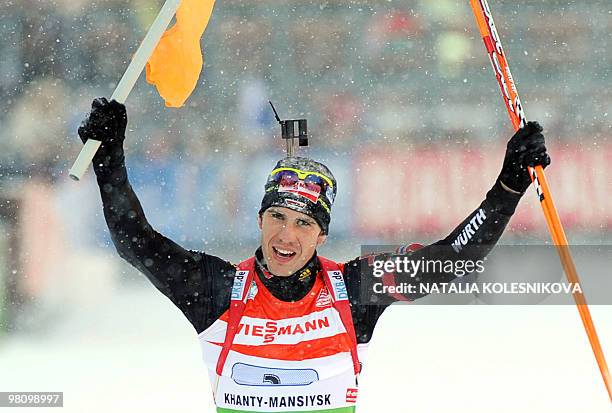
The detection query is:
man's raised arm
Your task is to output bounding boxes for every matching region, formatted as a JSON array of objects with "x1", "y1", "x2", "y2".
[
  {"x1": 348, "y1": 121, "x2": 551, "y2": 303},
  {"x1": 77, "y1": 98, "x2": 233, "y2": 330},
  {"x1": 435, "y1": 121, "x2": 551, "y2": 256}
]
